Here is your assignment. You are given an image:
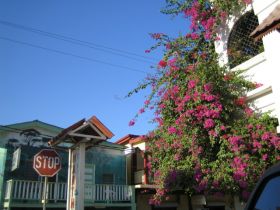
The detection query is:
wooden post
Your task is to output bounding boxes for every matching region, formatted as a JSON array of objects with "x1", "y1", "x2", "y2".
[
  {"x1": 76, "y1": 143, "x2": 85, "y2": 210},
  {"x1": 66, "y1": 149, "x2": 72, "y2": 210}
]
